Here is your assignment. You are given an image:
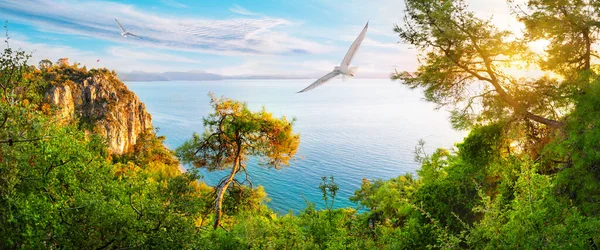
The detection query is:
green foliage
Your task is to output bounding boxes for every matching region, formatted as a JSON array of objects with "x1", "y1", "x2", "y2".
[
  {"x1": 351, "y1": 175, "x2": 418, "y2": 228},
  {"x1": 456, "y1": 123, "x2": 504, "y2": 167},
  {"x1": 319, "y1": 175, "x2": 339, "y2": 211},
  {"x1": 412, "y1": 125, "x2": 505, "y2": 235},
  {"x1": 4, "y1": 0, "x2": 600, "y2": 246},
  {"x1": 349, "y1": 121, "x2": 600, "y2": 248},
  {"x1": 177, "y1": 93, "x2": 300, "y2": 229},
  {"x1": 383, "y1": 1, "x2": 600, "y2": 246},
  {"x1": 0, "y1": 99, "x2": 207, "y2": 248},
  {"x1": 394, "y1": 0, "x2": 565, "y2": 138},
  {"x1": 512, "y1": 0, "x2": 600, "y2": 78},
  {"x1": 469, "y1": 162, "x2": 600, "y2": 248},
  {"x1": 415, "y1": 140, "x2": 451, "y2": 183},
  {"x1": 177, "y1": 93, "x2": 299, "y2": 171},
  {"x1": 113, "y1": 129, "x2": 181, "y2": 182},
  {"x1": 0, "y1": 41, "x2": 209, "y2": 248},
  {"x1": 551, "y1": 80, "x2": 600, "y2": 216}
]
